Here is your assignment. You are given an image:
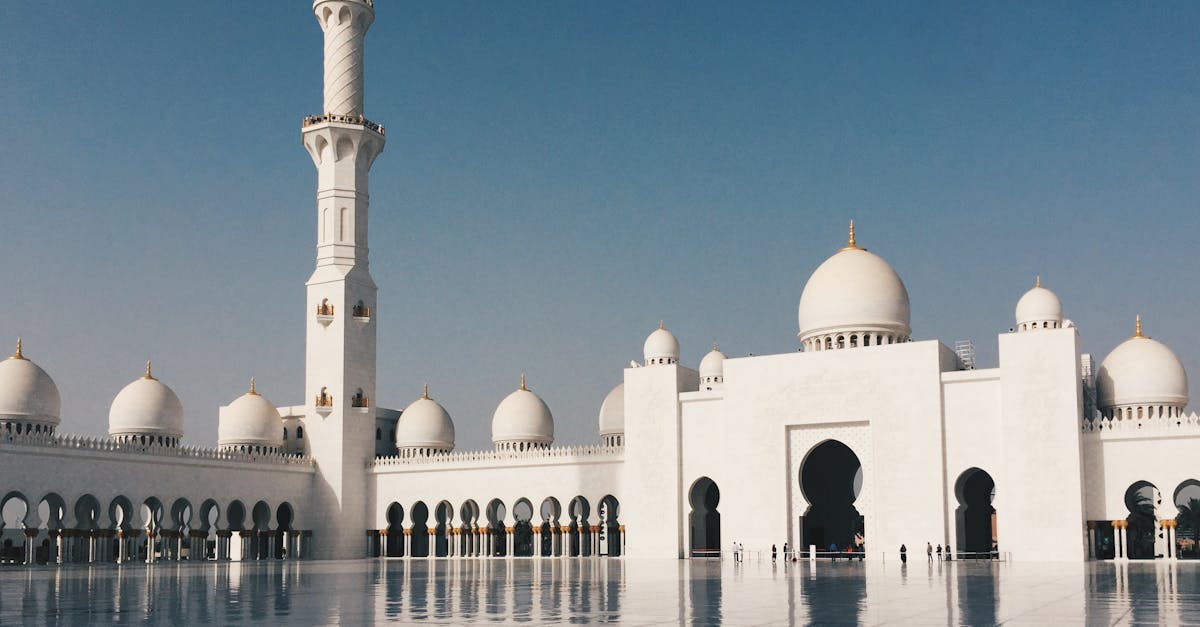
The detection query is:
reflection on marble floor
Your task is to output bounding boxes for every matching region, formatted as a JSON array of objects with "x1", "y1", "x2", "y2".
[{"x1": 0, "y1": 557, "x2": 1198, "y2": 625}]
